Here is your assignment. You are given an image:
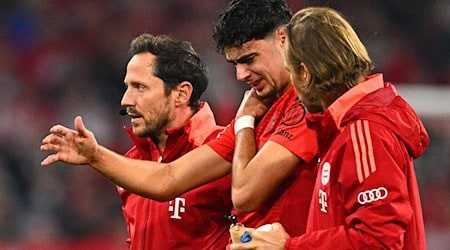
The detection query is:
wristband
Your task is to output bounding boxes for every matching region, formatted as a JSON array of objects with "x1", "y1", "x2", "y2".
[{"x1": 234, "y1": 115, "x2": 255, "y2": 134}]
